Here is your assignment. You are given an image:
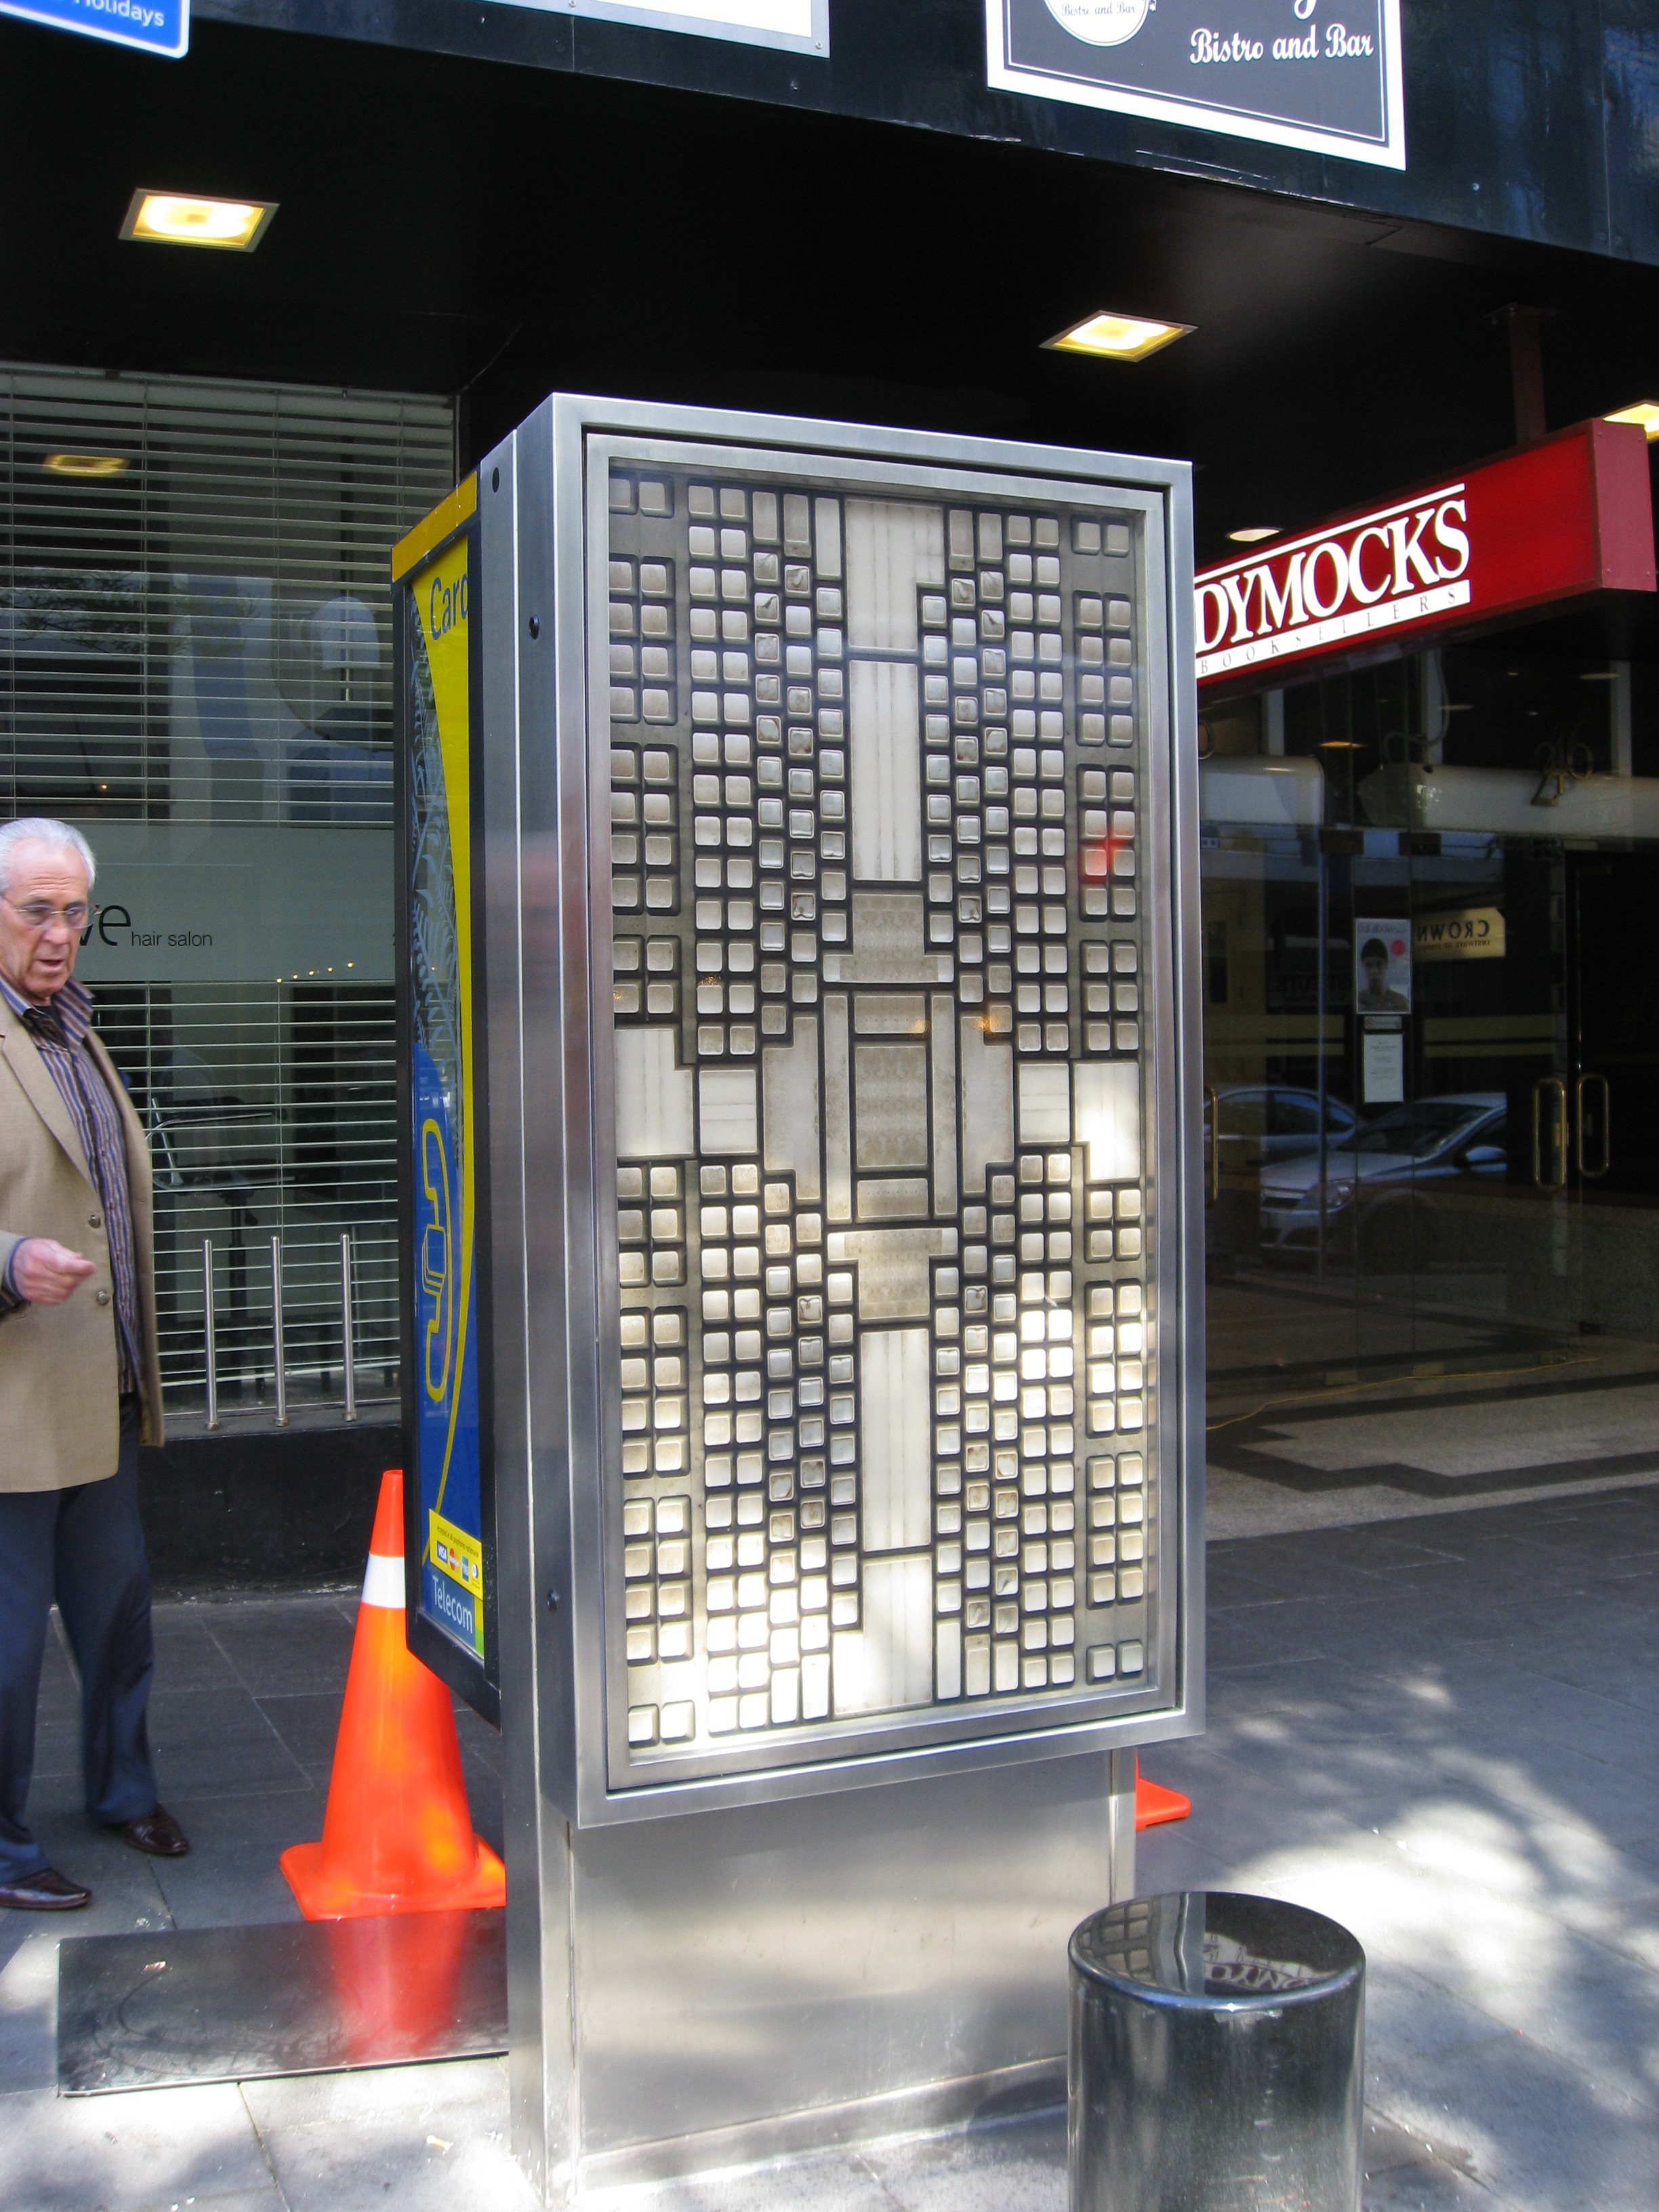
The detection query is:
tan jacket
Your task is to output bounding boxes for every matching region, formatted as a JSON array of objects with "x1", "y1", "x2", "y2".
[{"x1": 0, "y1": 994, "x2": 164, "y2": 1490}]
